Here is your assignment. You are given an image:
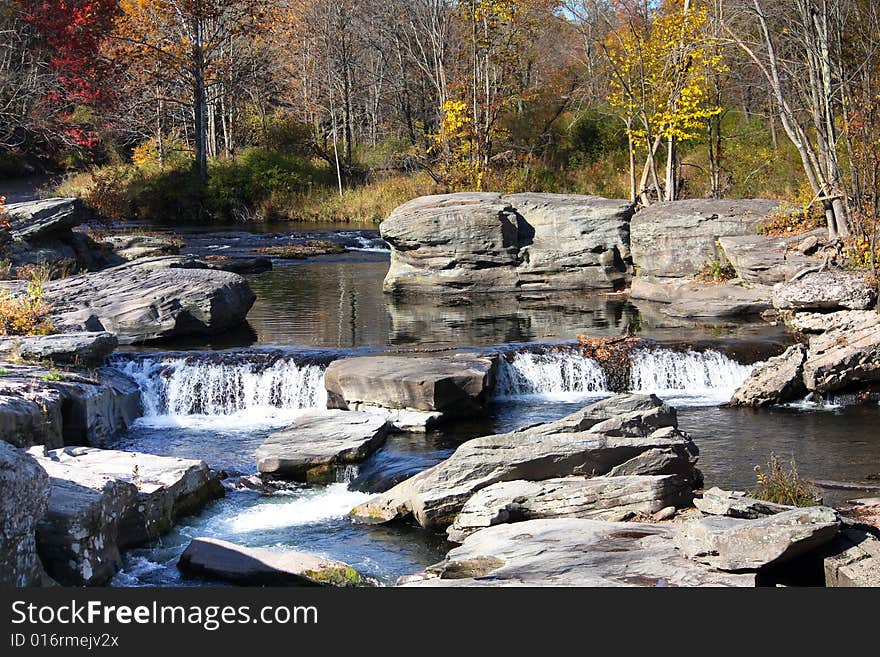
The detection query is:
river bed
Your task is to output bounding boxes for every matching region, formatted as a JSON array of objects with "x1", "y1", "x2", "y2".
[{"x1": 99, "y1": 222, "x2": 880, "y2": 587}]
